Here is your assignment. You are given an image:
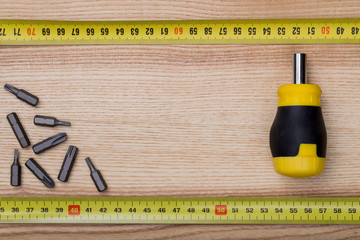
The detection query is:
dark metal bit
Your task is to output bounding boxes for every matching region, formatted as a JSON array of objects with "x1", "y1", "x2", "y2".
[
  {"x1": 58, "y1": 146, "x2": 78, "y2": 182},
  {"x1": 4, "y1": 83, "x2": 39, "y2": 107},
  {"x1": 34, "y1": 115, "x2": 71, "y2": 127},
  {"x1": 32, "y1": 133, "x2": 67, "y2": 154},
  {"x1": 85, "y1": 157, "x2": 107, "y2": 192},
  {"x1": 7, "y1": 112, "x2": 31, "y2": 148},
  {"x1": 25, "y1": 158, "x2": 54, "y2": 188},
  {"x1": 11, "y1": 149, "x2": 21, "y2": 187}
]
